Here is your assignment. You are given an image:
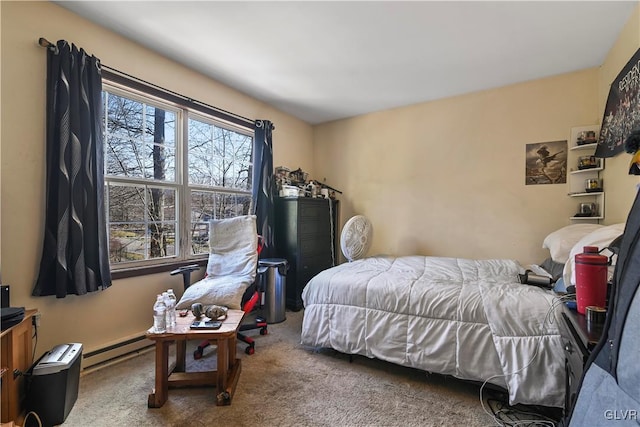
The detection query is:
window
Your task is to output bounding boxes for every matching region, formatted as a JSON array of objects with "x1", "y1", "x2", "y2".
[{"x1": 103, "y1": 82, "x2": 253, "y2": 269}]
